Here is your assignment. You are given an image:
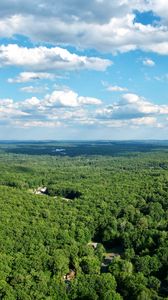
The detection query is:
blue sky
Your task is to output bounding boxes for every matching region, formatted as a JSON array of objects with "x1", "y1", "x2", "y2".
[{"x1": 0, "y1": 0, "x2": 168, "y2": 140}]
